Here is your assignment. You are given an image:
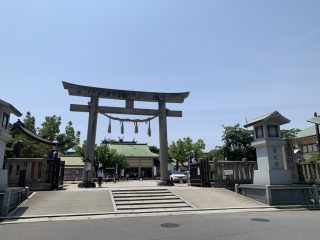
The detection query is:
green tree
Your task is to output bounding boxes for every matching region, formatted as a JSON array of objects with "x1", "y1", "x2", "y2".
[
  {"x1": 222, "y1": 124, "x2": 256, "y2": 161},
  {"x1": 309, "y1": 152, "x2": 320, "y2": 163},
  {"x1": 38, "y1": 115, "x2": 61, "y2": 142},
  {"x1": 23, "y1": 111, "x2": 36, "y2": 133},
  {"x1": 74, "y1": 141, "x2": 87, "y2": 158},
  {"x1": 149, "y1": 145, "x2": 160, "y2": 154},
  {"x1": 56, "y1": 121, "x2": 80, "y2": 152},
  {"x1": 76, "y1": 143, "x2": 128, "y2": 171},
  {"x1": 168, "y1": 137, "x2": 206, "y2": 169},
  {"x1": 207, "y1": 146, "x2": 224, "y2": 160},
  {"x1": 193, "y1": 139, "x2": 206, "y2": 160},
  {"x1": 6, "y1": 134, "x2": 50, "y2": 158},
  {"x1": 38, "y1": 115, "x2": 80, "y2": 152},
  {"x1": 280, "y1": 128, "x2": 301, "y2": 140},
  {"x1": 6, "y1": 114, "x2": 80, "y2": 157}
]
